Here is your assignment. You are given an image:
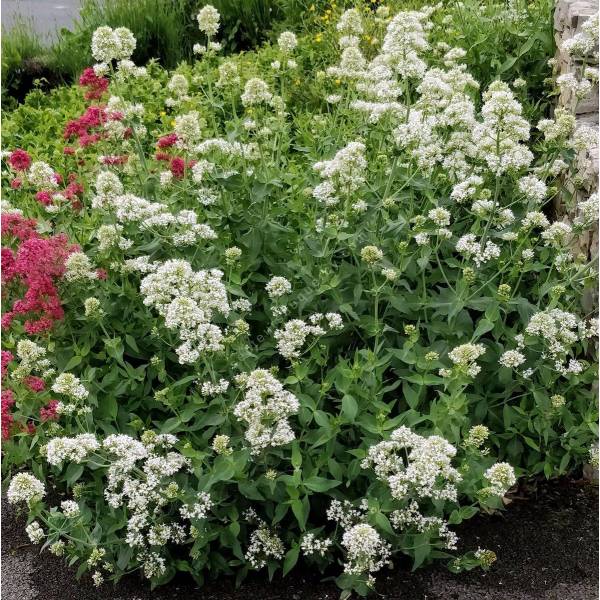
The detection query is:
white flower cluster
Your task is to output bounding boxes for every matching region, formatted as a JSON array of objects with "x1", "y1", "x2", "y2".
[
  {"x1": 342, "y1": 523, "x2": 391, "y2": 576},
  {"x1": 245, "y1": 525, "x2": 285, "y2": 569},
  {"x1": 455, "y1": 234, "x2": 500, "y2": 268},
  {"x1": 447, "y1": 342, "x2": 486, "y2": 377},
  {"x1": 10, "y1": 339, "x2": 52, "y2": 381},
  {"x1": 93, "y1": 173, "x2": 216, "y2": 246},
  {"x1": 313, "y1": 141, "x2": 367, "y2": 205},
  {"x1": 91, "y1": 26, "x2": 136, "y2": 74},
  {"x1": 502, "y1": 309, "x2": 597, "y2": 377},
  {"x1": 265, "y1": 276, "x2": 292, "y2": 298},
  {"x1": 362, "y1": 426, "x2": 462, "y2": 502},
  {"x1": 233, "y1": 369, "x2": 299, "y2": 453},
  {"x1": 26, "y1": 521, "x2": 45, "y2": 543},
  {"x1": 389, "y1": 500, "x2": 458, "y2": 550},
  {"x1": 45, "y1": 434, "x2": 100, "y2": 465},
  {"x1": 484, "y1": 462, "x2": 516, "y2": 495},
  {"x1": 562, "y1": 12, "x2": 598, "y2": 57},
  {"x1": 300, "y1": 533, "x2": 332, "y2": 557},
  {"x1": 64, "y1": 252, "x2": 97, "y2": 282},
  {"x1": 140, "y1": 260, "x2": 230, "y2": 364},
  {"x1": 197, "y1": 4, "x2": 220, "y2": 37},
  {"x1": 7, "y1": 473, "x2": 46, "y2": 505},
  {"x1": 51, "y1": 372, "x2": 89, "y2": 402},
  {"x1": 274, "y1": 313, "x2": 343, "y2": 360},
  {"x1": 28, "y1": 161, "x2": 57, "y2": 189},
  {"x1": 472, "y1": 81, "x2": 532, "y2": 175}
]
